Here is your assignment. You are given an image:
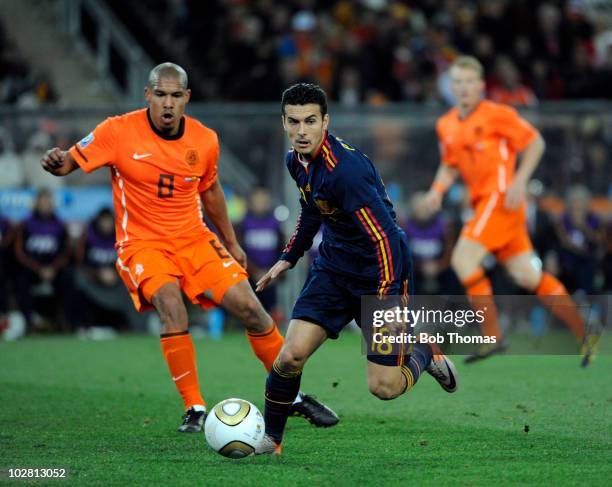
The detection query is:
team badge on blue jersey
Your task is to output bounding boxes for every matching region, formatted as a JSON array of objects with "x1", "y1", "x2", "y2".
[
  {"x1": 79, "y1": 132, "x2": 95, "y2": 149},
  {"x1": 314, "y1": 199, "x2": 337, "y2": 216}
]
